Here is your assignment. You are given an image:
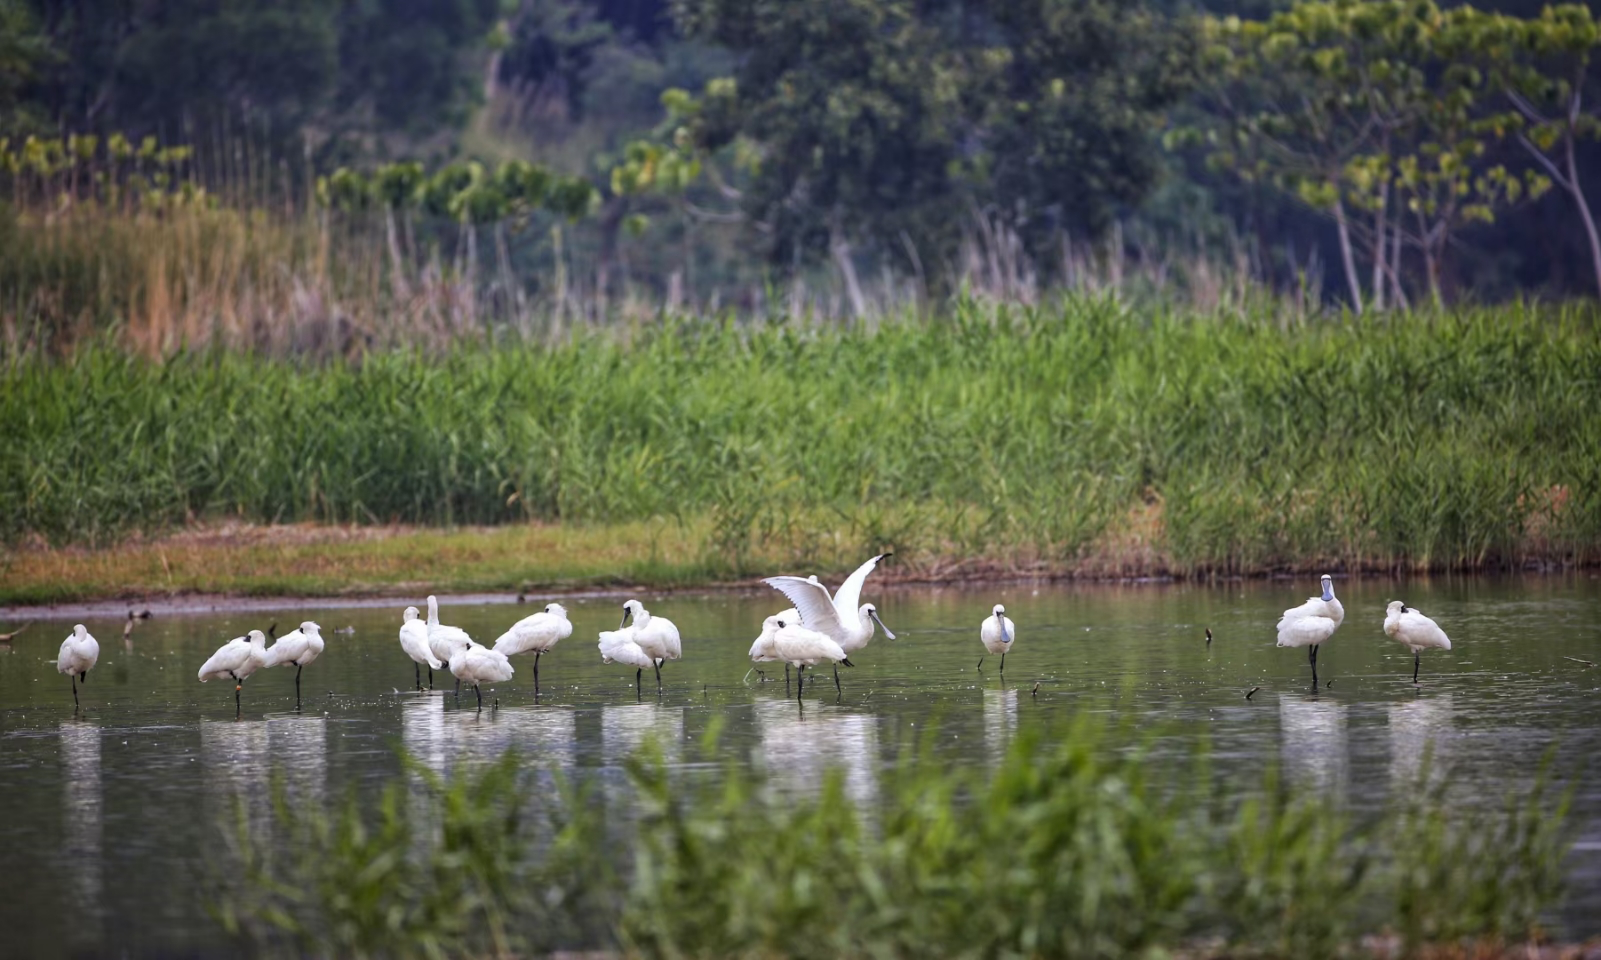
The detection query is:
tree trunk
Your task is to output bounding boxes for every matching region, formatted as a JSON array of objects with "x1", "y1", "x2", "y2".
[
  {"x1": 1565, "y1": 133, "x2": 1601, "y2": 299},
  {"x1": 385, "y1": 208, "x2": 411, "y2": 301},
  {"x1": 1370, "y1": 184, "x2": 1387, "y2": 312},
  {"x1": 830, "y1": 209, "x2": 868, "y2": 319},
  {"x1": 1331, "y1": 198, "x2": 1363, "y2": 314}
]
